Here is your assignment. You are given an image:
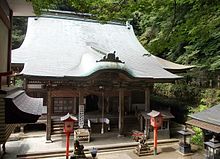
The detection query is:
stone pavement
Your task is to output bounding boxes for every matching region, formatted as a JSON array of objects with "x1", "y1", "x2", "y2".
[{"x1": 3, "y1": 131, "x2": 205, "y2": 159}]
